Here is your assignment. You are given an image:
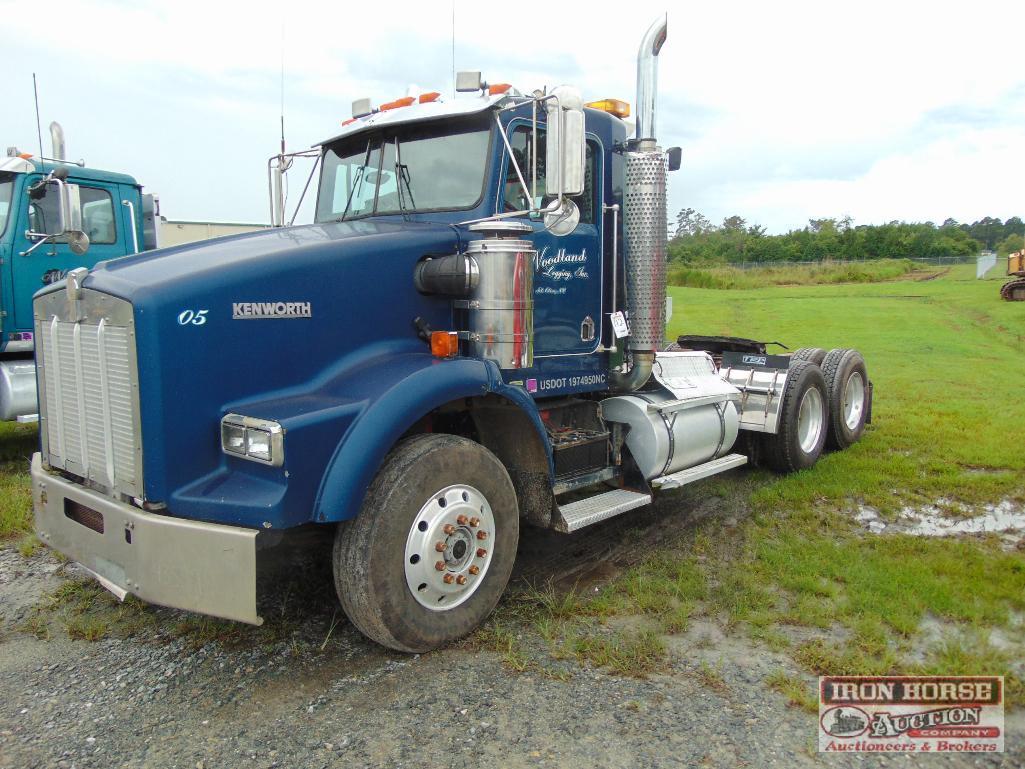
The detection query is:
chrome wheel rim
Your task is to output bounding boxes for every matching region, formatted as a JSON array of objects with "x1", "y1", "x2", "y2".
[
  {"x1": 404, "y1": 484, "x2": 495, "y2": 611},
  {"x1": 842, "y1": 372, "x2": 865, "y2": 431},
  {"x1": 797, "y1": 387, "x2": 824, "y2": 454}
]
